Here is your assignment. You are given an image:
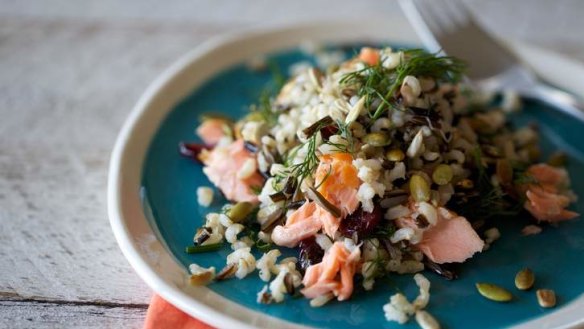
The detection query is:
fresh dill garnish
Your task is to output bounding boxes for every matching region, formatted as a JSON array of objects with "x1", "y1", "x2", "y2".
[
  {"x1": 248, "y1": 61, "x2": 288, "y2": 126},
  {"x1": 394, "y1": 49, "x2": 466, "y2": 91},
  {"x1": 340, "y1": 49, "x2": 466, "y2": 120},
  {"x1": 268, "y1": 61, "x2": 286, "y2": 90},
  {"x1": 249, "y1": 89, "x2": 278, "y2": 126},
  {"x1": 339, "y1": 58, "x2": 395, "y2": 120},
  {"x1": 314, "y1": 164, "x2": 332, "y2": 189},
  {"x1": 284, "y1": 130, "x2": 320, "y2": 186},
  {"x1": 333, "y1": 119, "x2": 355, "y2": 153}
]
